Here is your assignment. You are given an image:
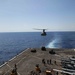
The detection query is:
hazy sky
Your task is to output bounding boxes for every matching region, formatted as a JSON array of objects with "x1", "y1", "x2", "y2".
[{"x1": 0, "y1": 0, "x2": 75, "y2": 32}]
